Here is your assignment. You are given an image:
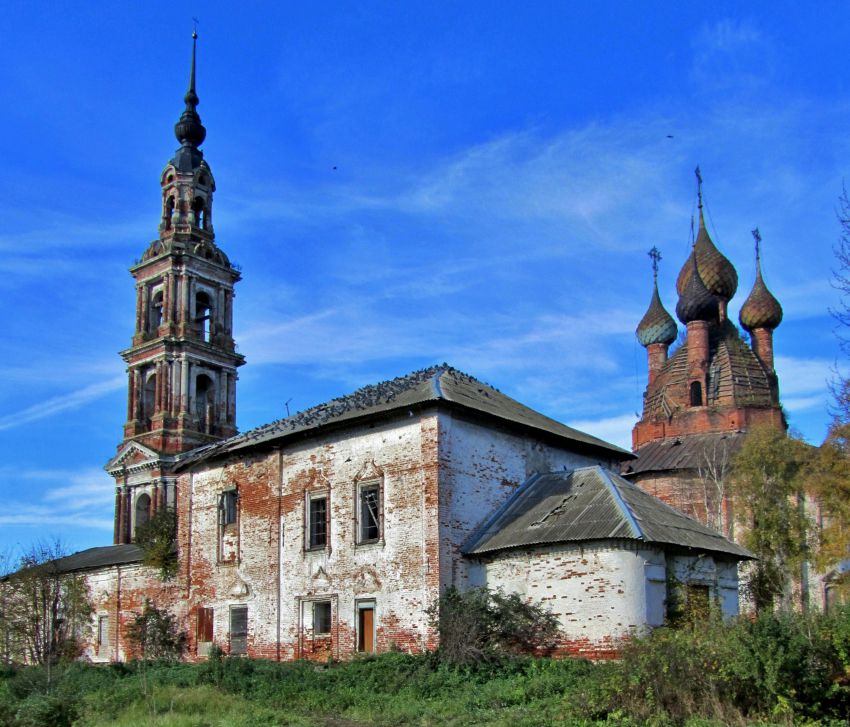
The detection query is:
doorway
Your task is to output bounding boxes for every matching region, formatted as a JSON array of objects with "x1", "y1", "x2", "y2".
[{"x1": 357, "y1": 601, "x2": 375, "y2": 653}]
